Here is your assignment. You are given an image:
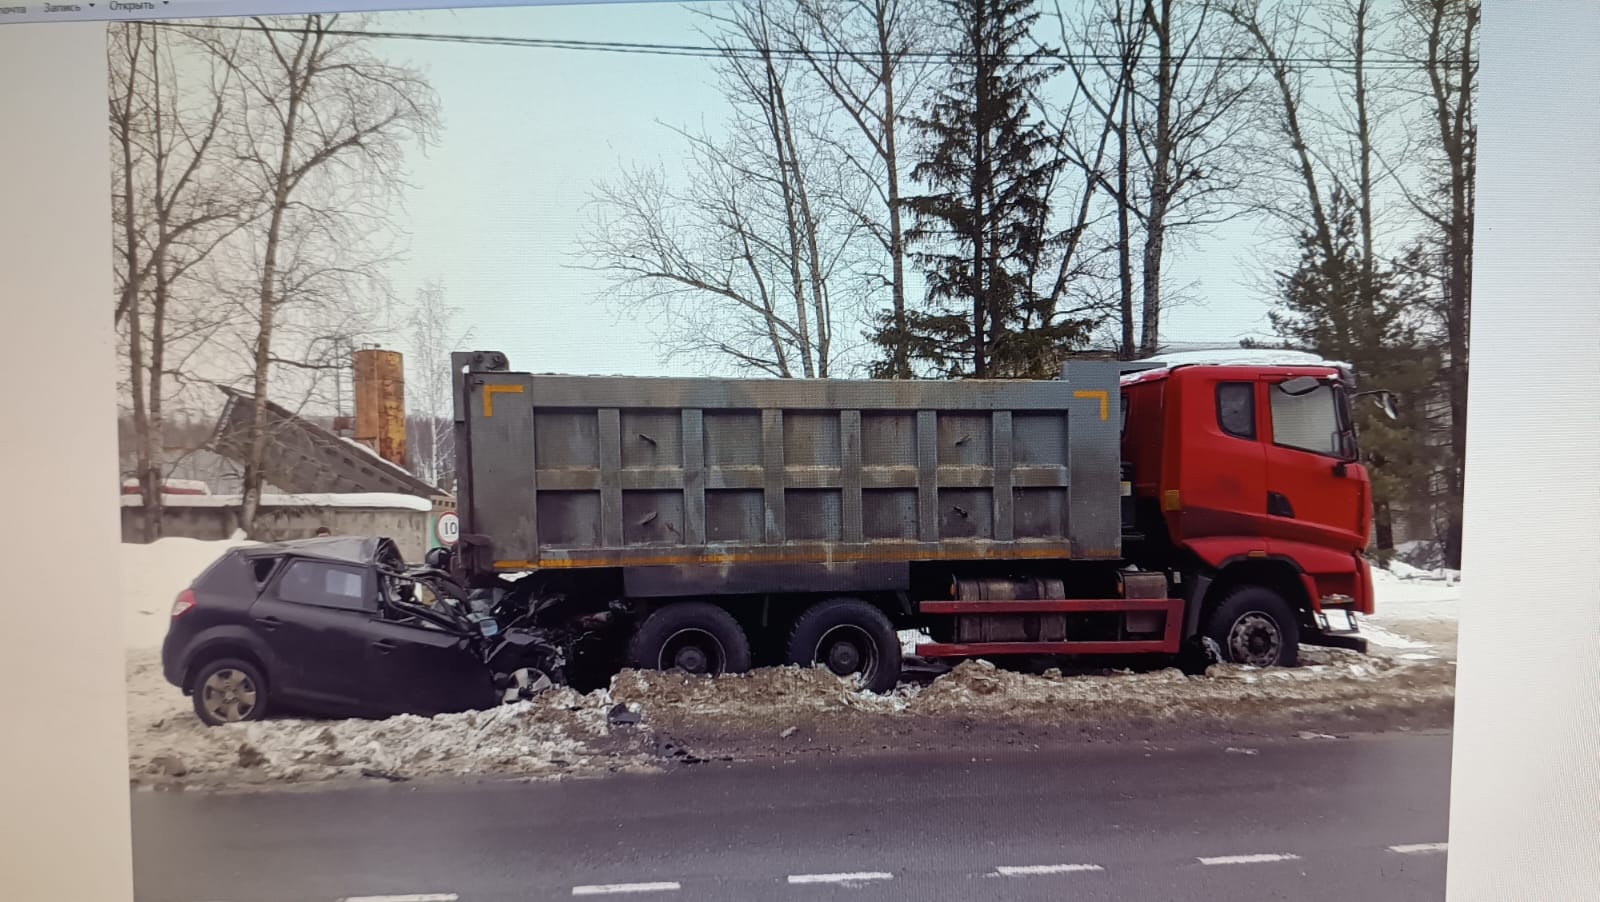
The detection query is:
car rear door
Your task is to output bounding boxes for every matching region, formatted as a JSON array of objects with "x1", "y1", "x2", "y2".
[{"x1": 250, "y1": 558, "x2": 377, "y2": 712}]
